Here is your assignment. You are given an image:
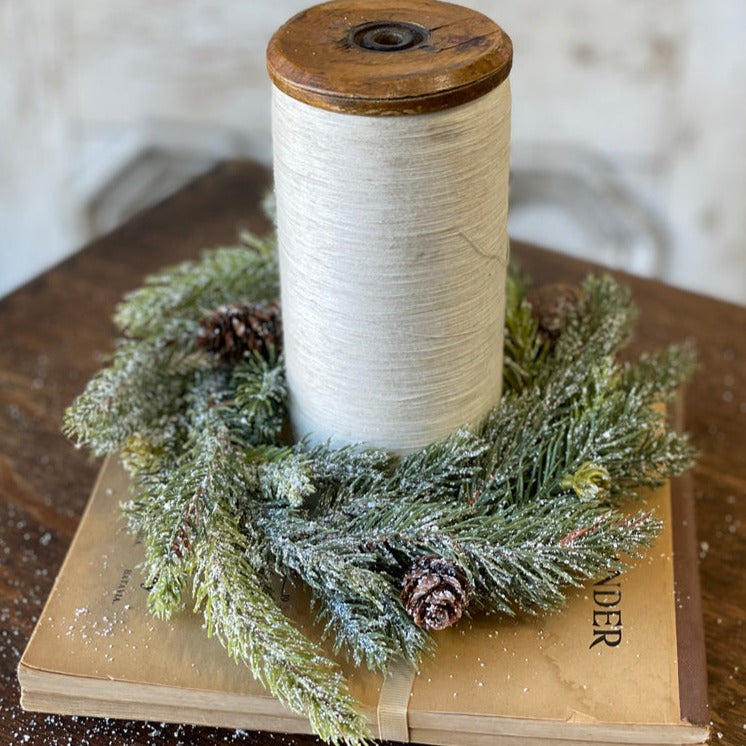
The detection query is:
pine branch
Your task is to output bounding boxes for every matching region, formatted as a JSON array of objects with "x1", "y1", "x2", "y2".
[
  {"x1": 551, "y1": 274, "x2": 637, "y2": 369},
  {"x1": 328, "y1": 490, "x2": 660, "y2": 617},
  {"x1": 122, "y1": 460, "x2": 197, "y2": 619},
  {"x1": 475, "y1": 278, "x2": 695, "y2": 509},
  {"x1": 65, "y1": 237, "x2": 282, "y2": 456},
  {"x1": 121, "y1": 368, "x2": 255, "y2": 617},
  {"x1": 302, "y1": 443, "x2": 394, "y2": 516},
  {"x1": 63, "y1": 339, "x2": 201, "y2": 456},
  {"x1": 502, "y1": 272, "x2": 548, "y2": 393},
  {"x1": 124, "y1": 372, "x2": 370, "y2": 744},
  {"x1": 395, "y1": 429, "x2": 488, "y2": 502},
  {"x1": 457, "y1": 501, "x2": 661, "y2": 615},
  {"x1": 260, "y1": 453, "x2": 316, "y2": 508},
  {"x1": 620, "y1": 343, "x2": 697, "y2": 402},
  {"x1": 114, "y1": 239, "x2": 278, "y2": 341},
  {"x1": 192, "y1": 499, "x2": 371, "y2": 745},
  {"x1": 255, "y1": 497, "x2": 431, "y2": 670},
  {"x1": 231, "y1": 351, "x2": 288, "y2": 445}
]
